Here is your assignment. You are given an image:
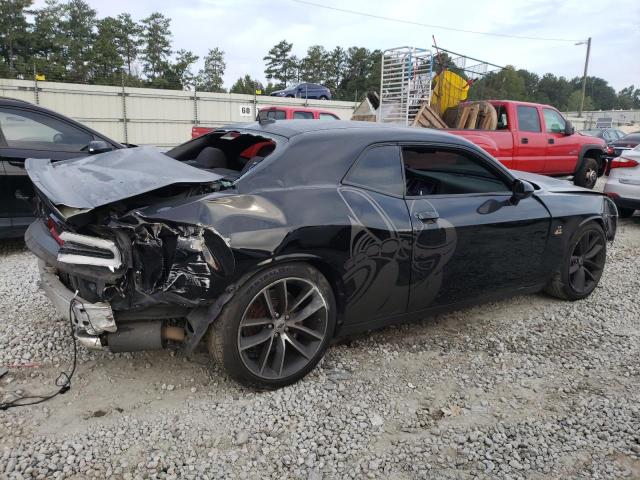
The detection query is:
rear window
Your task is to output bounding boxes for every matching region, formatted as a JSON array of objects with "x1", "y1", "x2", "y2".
[{"x1": 293, "y1": 111, "x2": 314, "y2": 120}]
